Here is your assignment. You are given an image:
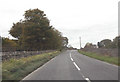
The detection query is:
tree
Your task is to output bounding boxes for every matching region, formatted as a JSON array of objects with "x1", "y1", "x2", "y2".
[
  {"x1": 9, "y1": 9, "x2": 65, "y2": 50},
  {"x1": 62, "y1": 37, "x2": 68, "y2": 49},
  {"x1": 9, "y1": 22, "x2": 23, "y2": 39},
  {"x1": 98, "y1": 39, "x2": 112, "y2": 48},
  {"x1": 84, "y1": 42, "x2": 97, "y2": 48},
  {"x1": 97, "y1": 36, "x2": 120, "y2": 49},
  {"x1": 111, "y1": 36, "x2": 120, "y2": 48},
  {"x1": 97, "y1": 42, "x2": 102, "y2": 48},
  {"x1": 2, "y1": 37, "x2": 18, "y2": 51}
]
